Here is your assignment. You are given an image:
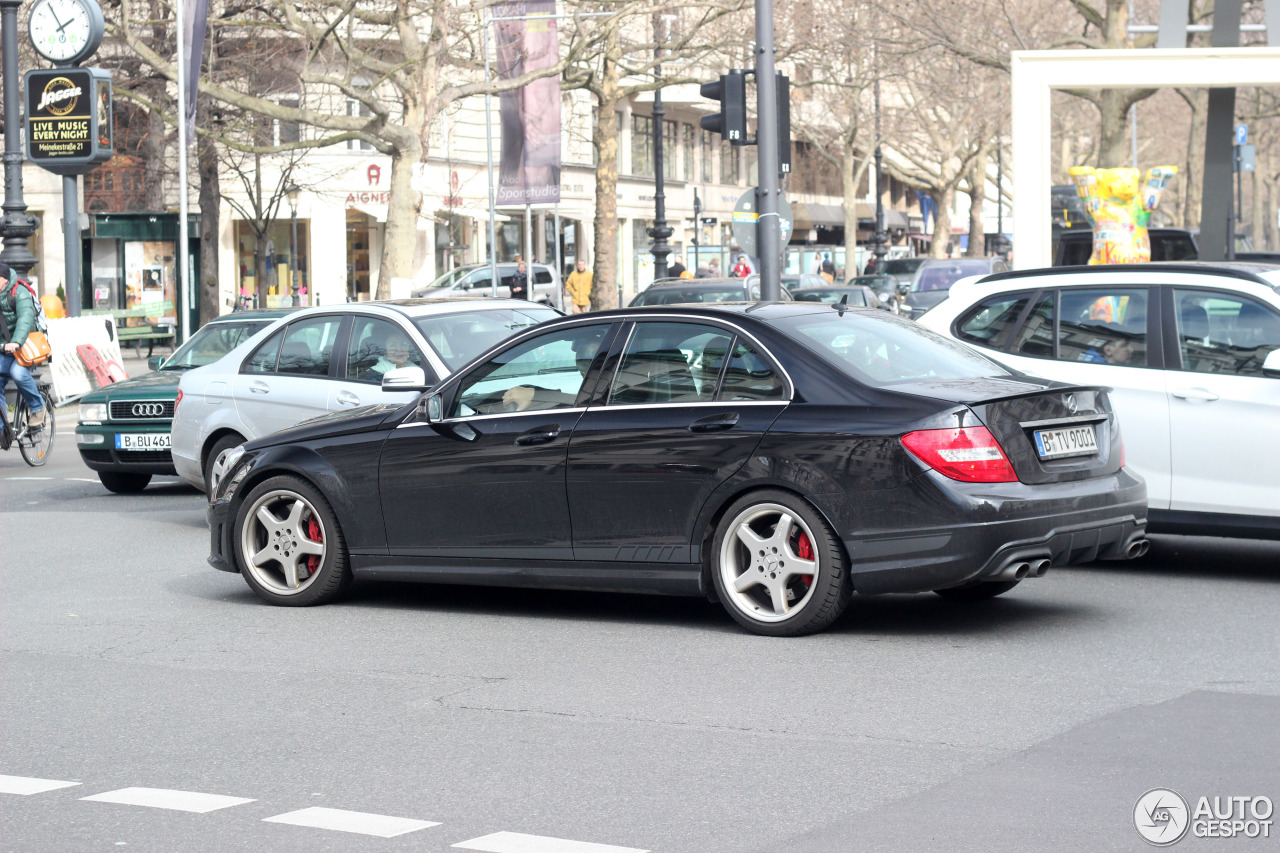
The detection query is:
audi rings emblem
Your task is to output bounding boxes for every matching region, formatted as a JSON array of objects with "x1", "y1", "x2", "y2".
[{"x1": 131, "y1": 403, "x2": 166, "y2": 417}]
